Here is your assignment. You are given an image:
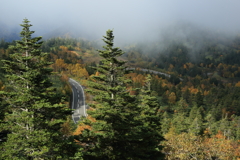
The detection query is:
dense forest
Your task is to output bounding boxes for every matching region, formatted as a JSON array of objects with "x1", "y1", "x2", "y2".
[{"x1": 1, "y1": 19, "x2": 240, "y2": 159}]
